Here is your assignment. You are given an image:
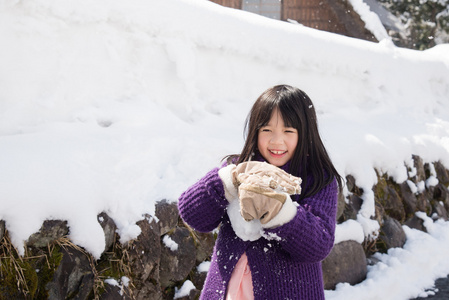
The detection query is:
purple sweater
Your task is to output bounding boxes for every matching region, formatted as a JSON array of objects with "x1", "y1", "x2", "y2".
[{"x1": 178, "y1": 162, "x2": 338, "y2": 300}]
